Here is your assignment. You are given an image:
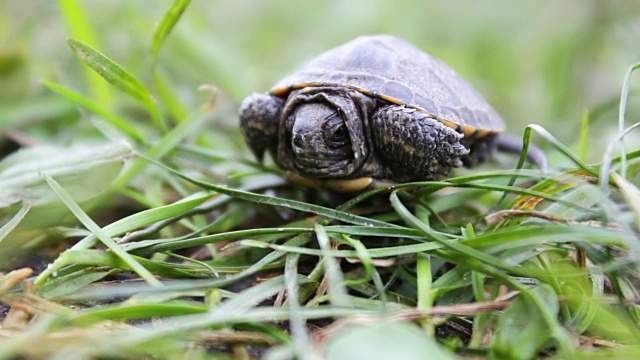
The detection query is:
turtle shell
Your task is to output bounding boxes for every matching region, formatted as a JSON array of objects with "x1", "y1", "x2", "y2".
[{"x1": 270, "y1": 35, "x2": 505, "y2": 137}]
